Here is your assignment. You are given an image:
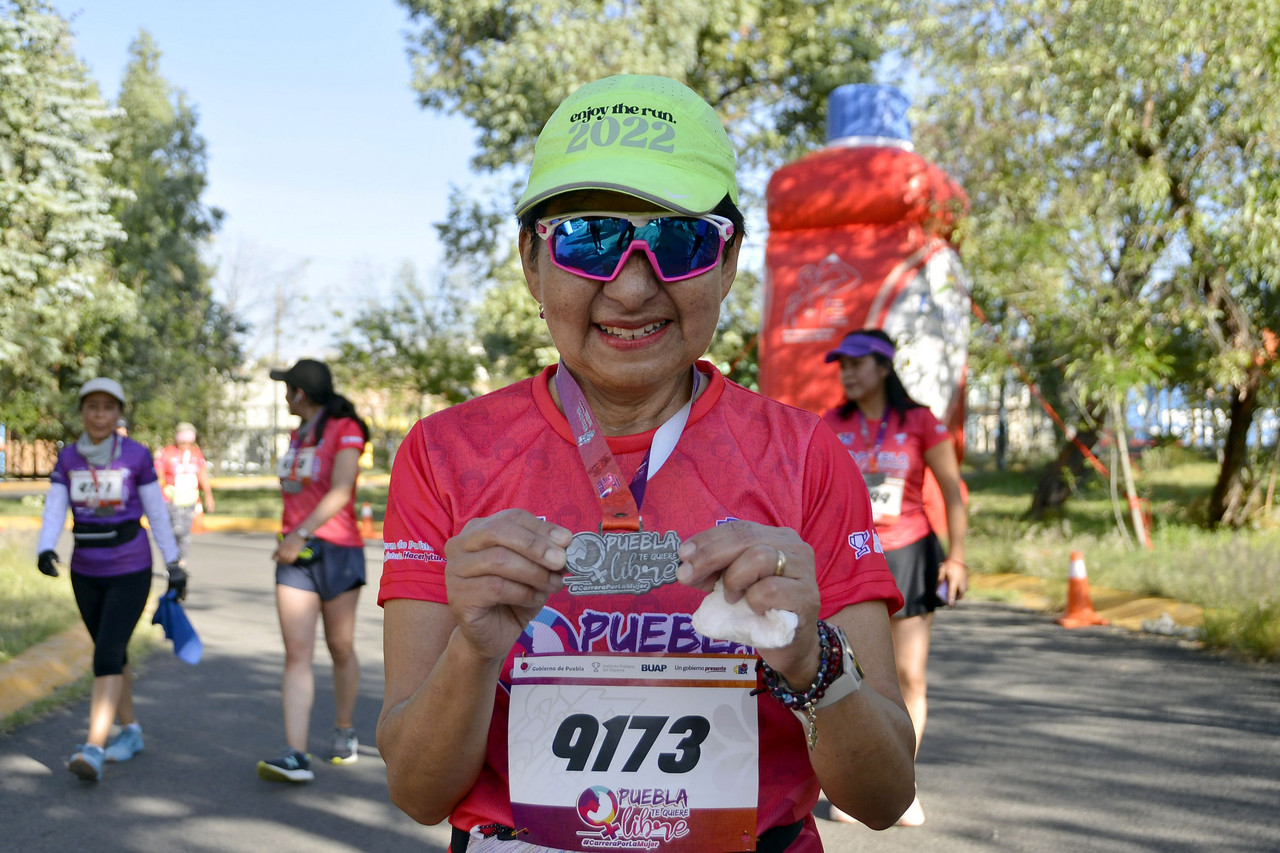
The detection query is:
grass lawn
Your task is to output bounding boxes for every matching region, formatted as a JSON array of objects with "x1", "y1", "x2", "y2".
[
  {"x1": 0, "y1": 528, "x2": 81, "y2": 666},
  {"x1": 964, "y1": 448, "x2": 1280, "y2": 660}
]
